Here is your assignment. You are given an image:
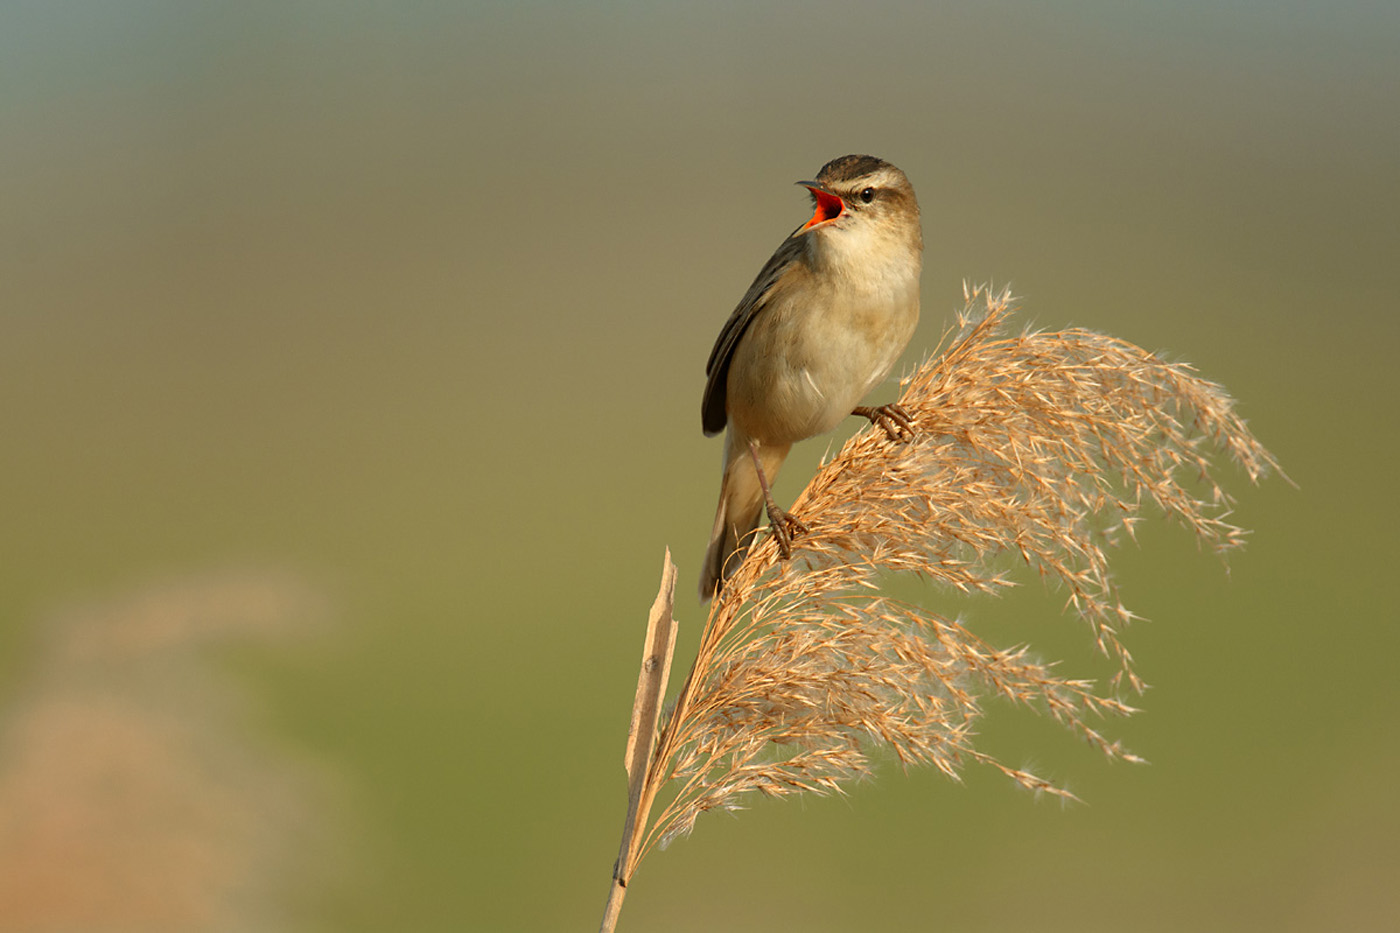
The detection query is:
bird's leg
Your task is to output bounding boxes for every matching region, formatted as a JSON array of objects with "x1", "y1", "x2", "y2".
[
  {"x1": 853, "y1": 403, "x2": 915, "y2": 442},
  {"x1": 747, "y1": 439, "x2": 807, "y2": 559}
]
